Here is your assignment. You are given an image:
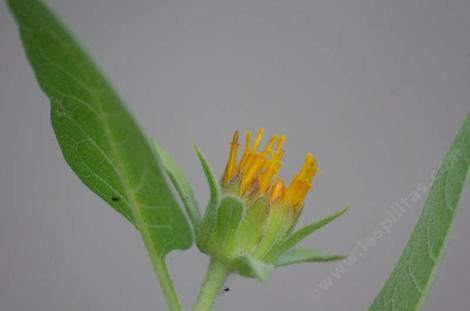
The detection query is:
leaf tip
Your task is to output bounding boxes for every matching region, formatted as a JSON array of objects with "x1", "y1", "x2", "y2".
[{"x1": 337, "y1": 205, "x2": 350, "y2": 217}]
